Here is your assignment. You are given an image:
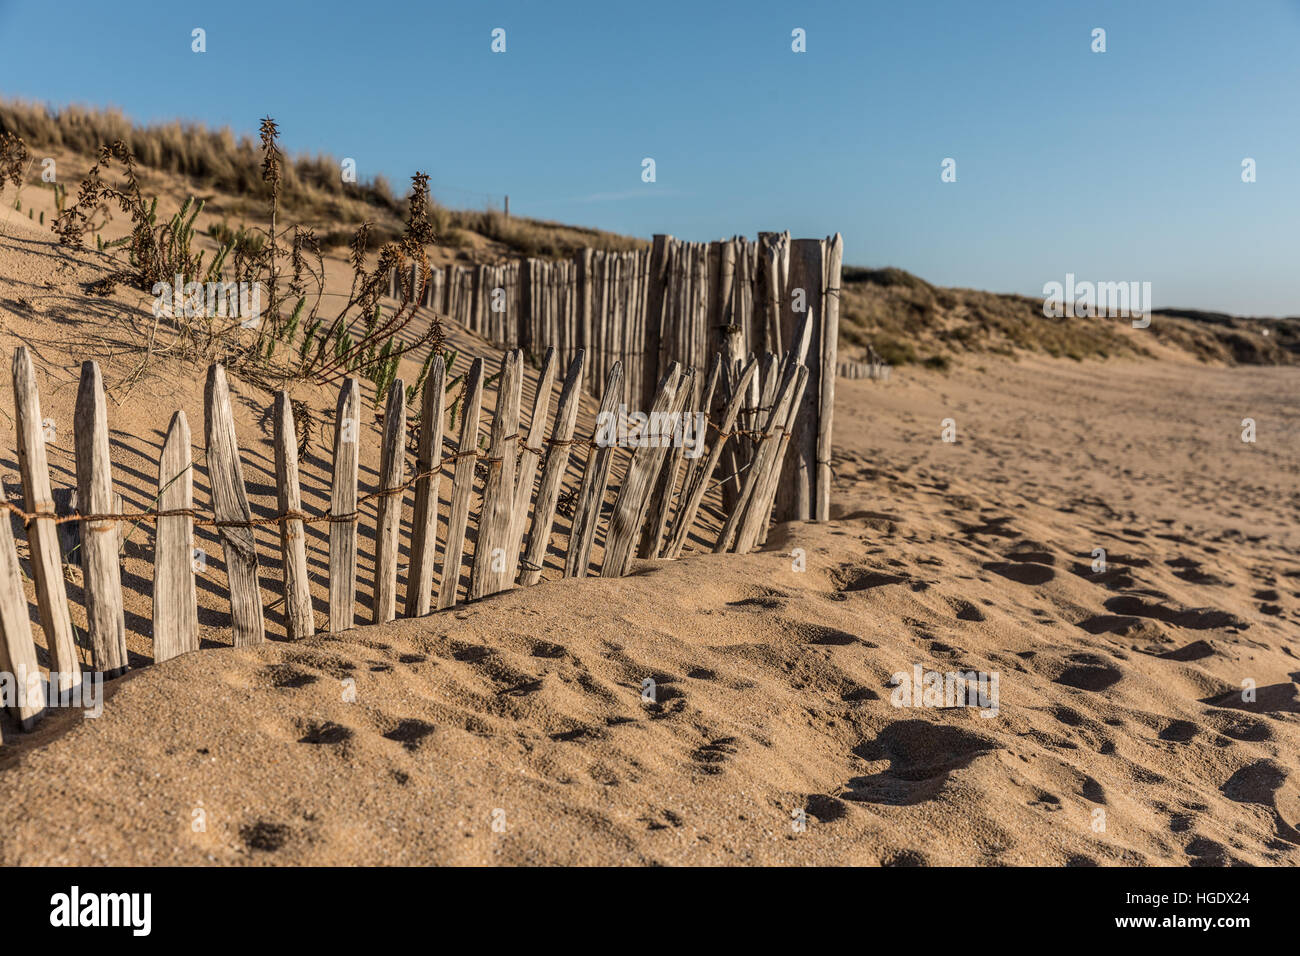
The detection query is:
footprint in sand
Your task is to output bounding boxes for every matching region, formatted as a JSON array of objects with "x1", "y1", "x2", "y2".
[
  {"x1": 379, "y1": 717, "x2": 436, "y2": 751},
  {"x1": 1032, "y1": 652, "x2": 1124, "y2": 693},
  {"x1": 1103, "y1": 595, "x2": 1246, "y2": 631},
  {"x1": 1221, "y1": 760, "x2": 1300, "y2": 842},
  {"x1": 882, "y1": 849, "x2": 928, "y2": 867},
  {"x1": 257, "y1": 664, "x2": 320, "y2": 689},
  {"x1": 946, "y1": 597, "x2": 987, "y2": 622},
  {"x1": 1158, "y1": 719, "x2": 1199, "y2": 743},
  {"x1": 798, "y1": 623, "x2": 860, "y2": 646},
  {"x1": 691, "y1": 736, "x2": 739, "y2": 775},
  {"x1": 1167, "y1": 557, "x2": 1228, "y2": 586},
  {"x1": 1201, "y1": 710, "x2": 1272, "y2": 741},
  {"x1": 1201, "y1": 682, "x2": 1300, "y2": 715},
  {"x1": 958, "y1": 515, "x2": 1020, "y2": 539},
  {"x1": 1155, "y1": 639, "x2": 1216, "y2": 662},
  {"x1": 283, "y1": 650, "x2": 357, "y2": 680},
  {"x1": 983, "y1": 551, "x2": 1056, "y2": 586},
  {"x1": 843, "y1": 720, "x2": 999, "y2": 806},
  {"x1": 1076, "y1": 614, "x2": 1147, "y2": 636},
  {"x1": 804, "y1": 793, "x2": 848, "y2": 822},
  {"x1": 727, "y1": 595, "x2": 788, "y2": 610},
  {"x1": 297, "y1": 720, "x2": 353, "y2": 745},
  {"x1": 830, "y1": 565, "x2": 908, "y2": 593},
  {"x1": 240, "y1": 820, "x2": 293, "y2": 853}
]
